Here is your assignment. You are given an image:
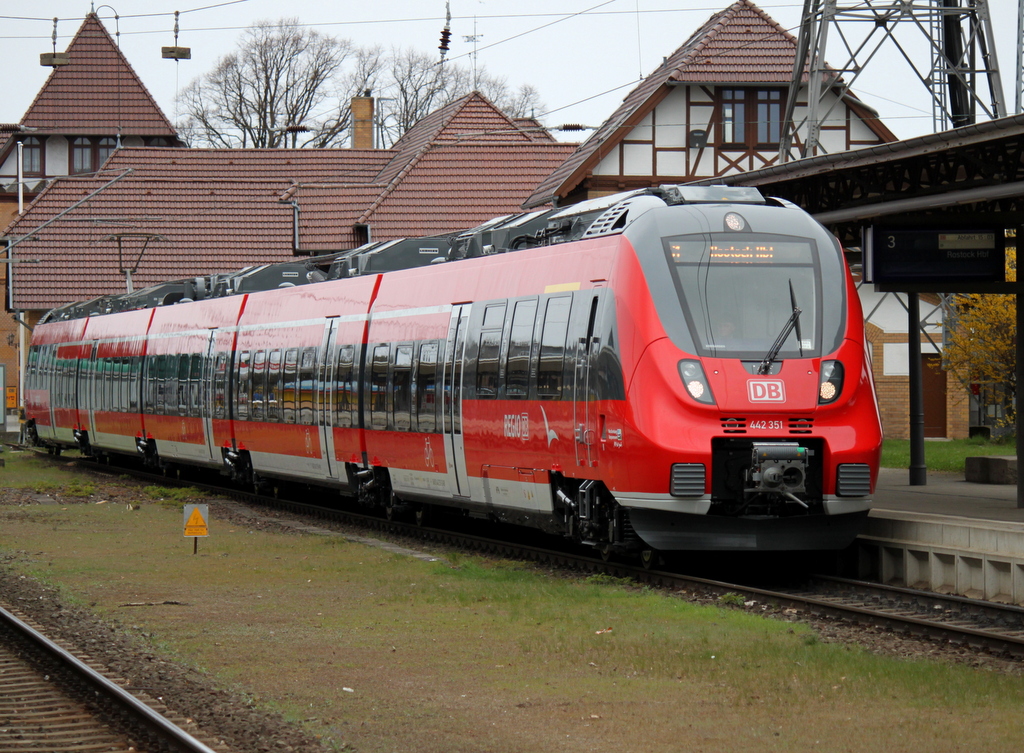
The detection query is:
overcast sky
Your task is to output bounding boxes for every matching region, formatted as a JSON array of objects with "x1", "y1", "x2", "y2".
[{"x1": 1, "y1": 1, "x2": 1020, "y2": 143}]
